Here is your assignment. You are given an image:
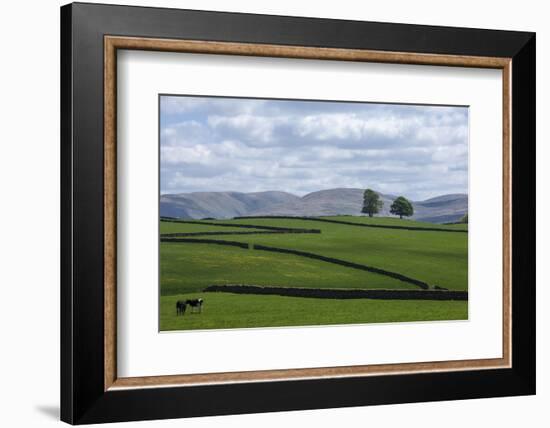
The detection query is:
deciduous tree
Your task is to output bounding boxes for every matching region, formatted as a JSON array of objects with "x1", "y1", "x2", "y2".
[
  {"x1": 390, "y1": 196, "x2": 414, "y2": 219},
  {"x1": 362, "y1": 189, "x2": 383, "y2": 217}
]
